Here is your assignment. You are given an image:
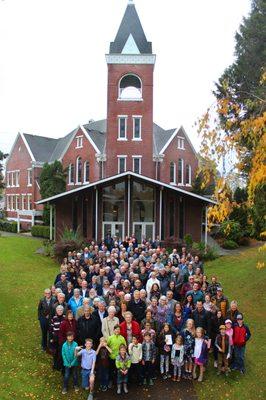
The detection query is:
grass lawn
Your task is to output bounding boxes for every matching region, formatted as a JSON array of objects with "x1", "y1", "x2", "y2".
[{"x1": 0, "y1": 236, "x2": 265, "y2": 400}]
